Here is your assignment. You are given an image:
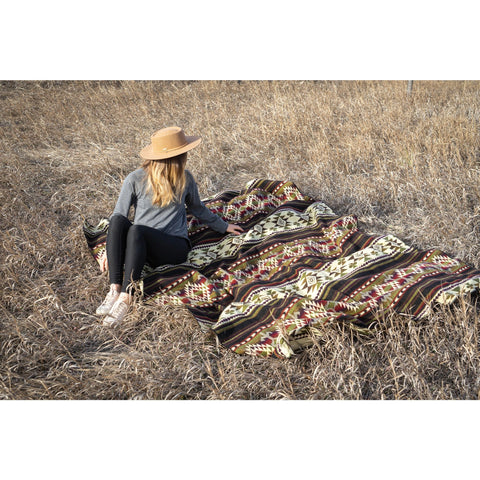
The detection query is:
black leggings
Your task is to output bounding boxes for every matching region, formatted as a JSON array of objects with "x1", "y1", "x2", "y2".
[{"x1": 106, "y1": 214, "x2": 190, "y2": 293}]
